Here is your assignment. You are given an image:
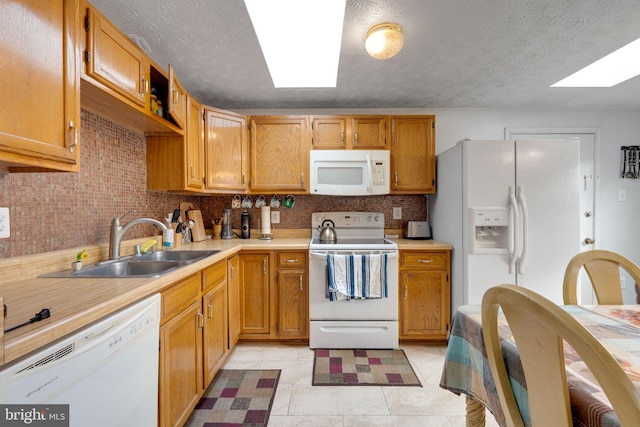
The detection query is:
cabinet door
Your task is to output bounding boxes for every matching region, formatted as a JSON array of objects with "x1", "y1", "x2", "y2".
[
  {"x1": 276, "y1": 269, "x2": 308, "y2": 338},
  {"x1": 239, "y1": 253, "x2": 270, "y2": 336},
  {"x1": 390, "y1": 116, "x2": 436, "y2": 194},
  {"x1": 186, "y1": 95, "x2": 204, "y2": 190},
  {"x1": 203, "y1": 282, "x2": 228, "y2": 387},
  {"x1": 168, "y1": 64, "x2": 187, "y2": 129},
  {"x1": 0, "y1": 0, "x2": 80, "y2": 171},
  {"x1": 227, "y1": 255, "x2": 241, "y2": 349},
  {"x1": 352, "y1": 117, "x2": 386, "y2": 149},
  {"x1": 205, "y1": 108, "x2": 248, "y2": 192},
  {"x1": 85, "y1": 6, "x2": 149, "y2": 108},
  {"x1": 159, "y1": 300, "x2": 203, "y2": 427},
  {"x1": 311, "y1": 116, "x2": 347, "y2": 149},
  {"x1": 249, "y1": 117, "x2": 309, "y2": 193},
  {"x1": 399, "y1": 270, "x2": 450, "y2": 339}
]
